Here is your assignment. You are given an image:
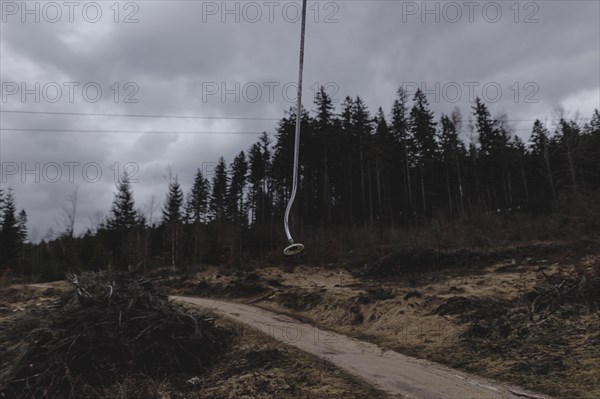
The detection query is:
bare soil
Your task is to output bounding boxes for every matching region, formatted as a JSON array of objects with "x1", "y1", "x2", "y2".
[{"x1": 171, "y1": 239, "x2": 600, "y2": 399}]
